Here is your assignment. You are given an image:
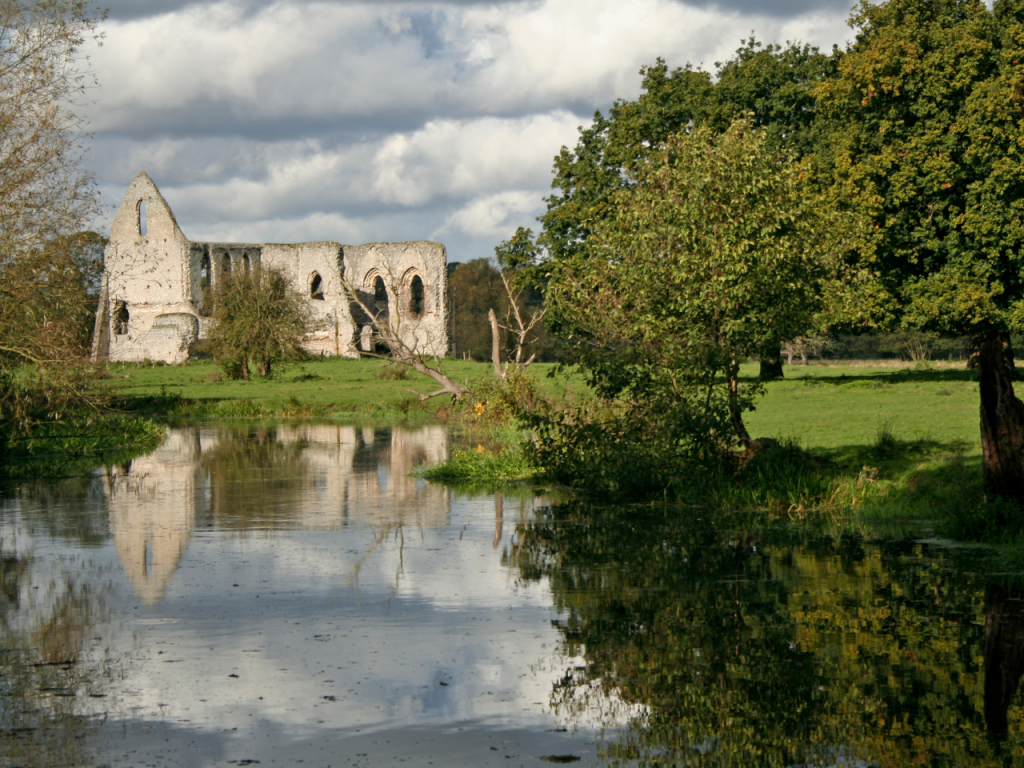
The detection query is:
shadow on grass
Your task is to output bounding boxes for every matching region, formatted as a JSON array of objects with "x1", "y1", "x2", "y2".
[
  {"x1": 724, "y1": 433, "x2": 1024, "y2": 557},
  {"x1": 737, "y1": 367, "x2": 983, "y2": 385},
  {"x1": 112, "y1": 391, "x2": 441, "y2": 426}
]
